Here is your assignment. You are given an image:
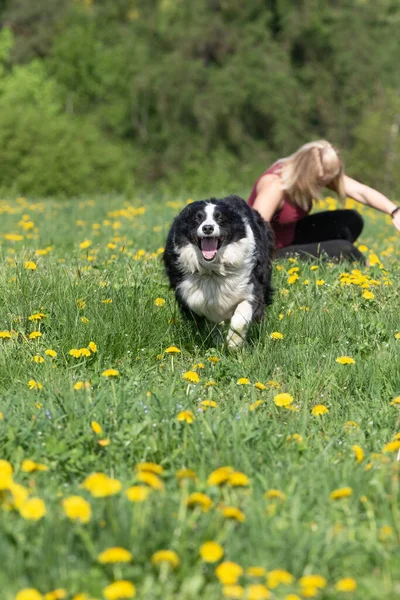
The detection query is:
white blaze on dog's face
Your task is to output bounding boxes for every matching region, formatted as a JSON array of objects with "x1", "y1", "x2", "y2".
[{"x1": 196, "y1": 203, "x2": 222, "y2": 262}]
